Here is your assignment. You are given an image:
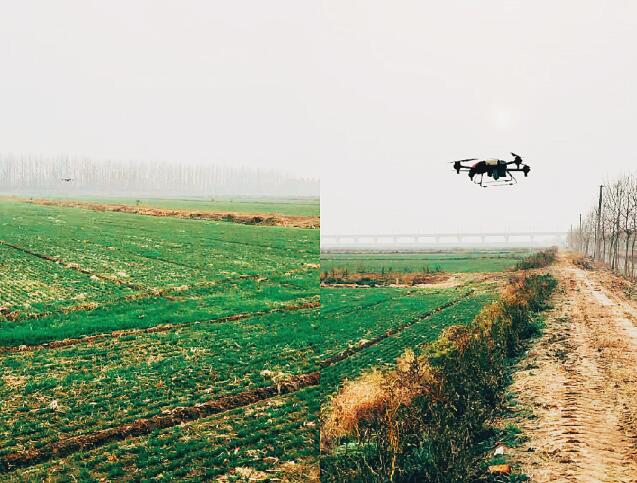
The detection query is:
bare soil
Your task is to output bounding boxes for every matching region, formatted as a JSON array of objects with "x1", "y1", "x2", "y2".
[
  {"x1": 26, "y1": 198, "x2": 320, "y2": 229},
  {"x1": 320, "y1": 270, "x2": 510, "y2": 290},
  {"x1": 320, "y1": 271, "x2": 451, "y2": 287},
  {"x1": 506, "y1": 252, "x2": 637, "y2": 481}
]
